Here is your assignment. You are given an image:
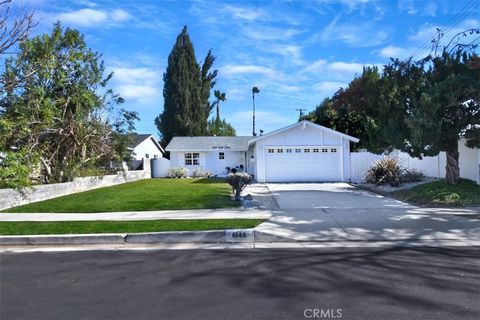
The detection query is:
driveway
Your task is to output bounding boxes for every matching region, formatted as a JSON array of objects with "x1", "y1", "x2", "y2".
[{"x1": 254, "y1": 183, "x2": 480, "y2": 242}]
